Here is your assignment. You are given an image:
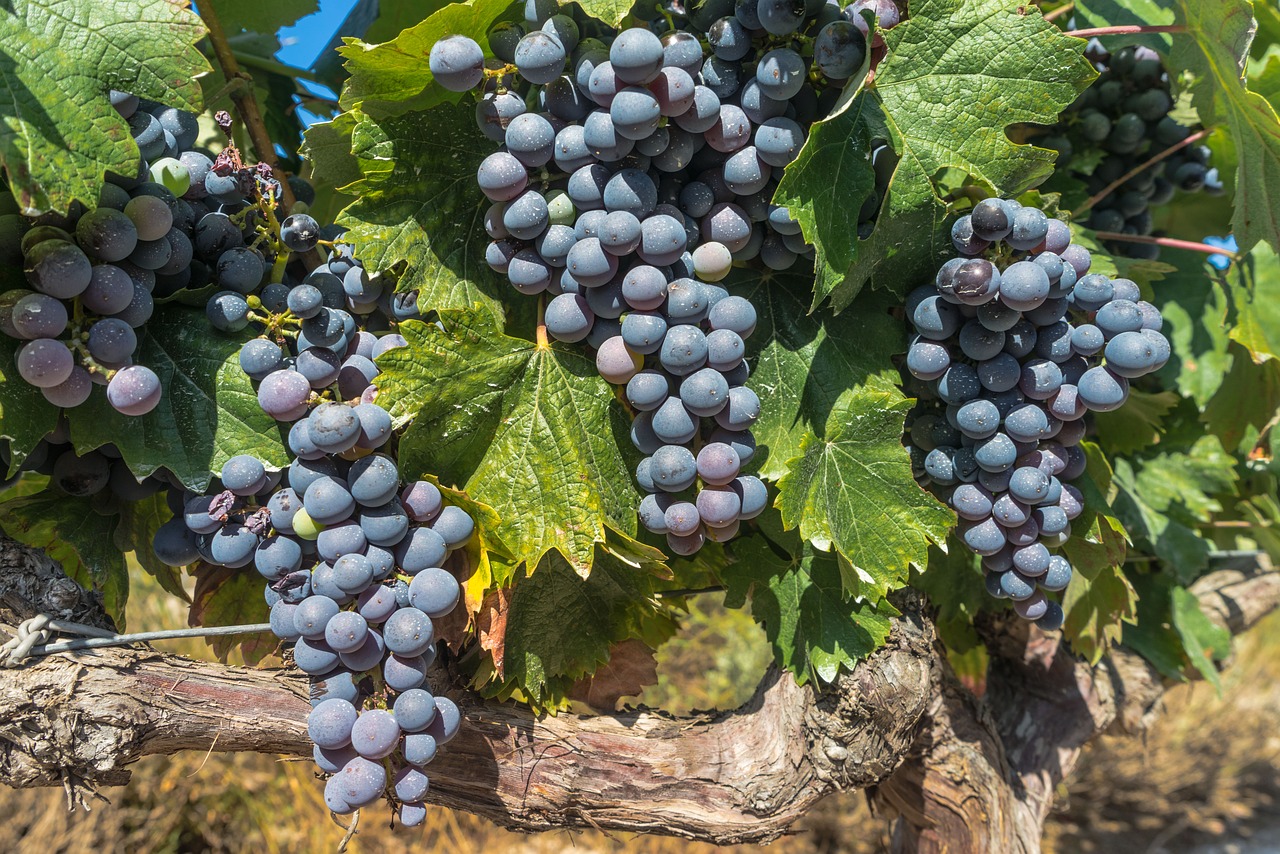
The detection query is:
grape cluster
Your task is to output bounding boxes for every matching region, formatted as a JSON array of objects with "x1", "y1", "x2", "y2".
[
  {"x1": 1043, "y1": 42, "x2": 1222, "y2": 259},
  {"x1": 0, "y1": 92, "x2": 331, "y2": 416},
  {"x1": 905, "y1": 198, "x2": 1170, "y2": 628},
  {"x1": 430, "y1": 0, "x2": 904, "y2": 553},
  {"x1": 0, "y1": 417, "x2": 176, "y2": 506}
]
